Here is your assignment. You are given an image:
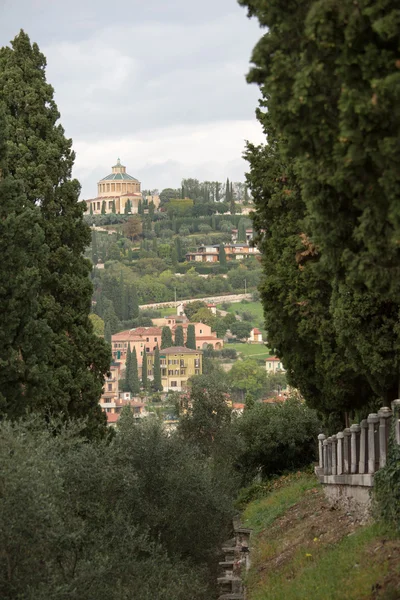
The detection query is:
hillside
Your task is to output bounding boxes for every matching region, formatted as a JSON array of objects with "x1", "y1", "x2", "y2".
[{"x1": 241, "y1": 473, "x2": 400, "y2": 600}]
